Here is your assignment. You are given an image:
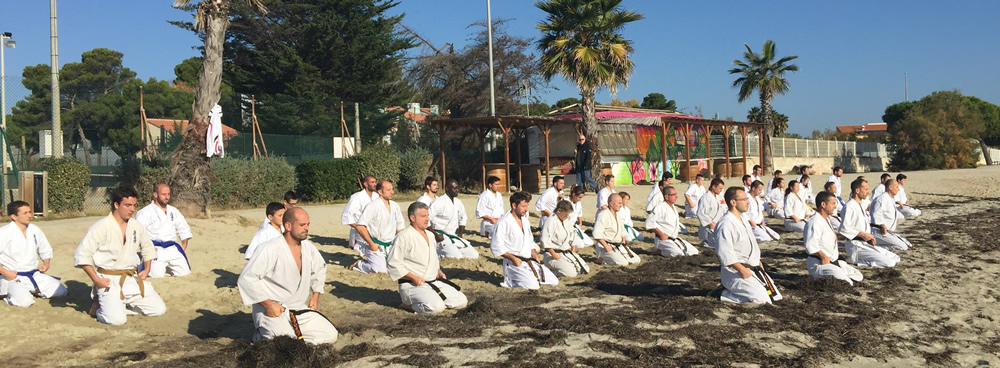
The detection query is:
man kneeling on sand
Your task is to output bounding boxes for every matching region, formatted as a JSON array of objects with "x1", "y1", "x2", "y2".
[
  {"x1": 715, "y1": 187, "x2": 782, "y2": 304},
  {"x1": 388, "y1": 202, "x2": 468, "y2": 314}
]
